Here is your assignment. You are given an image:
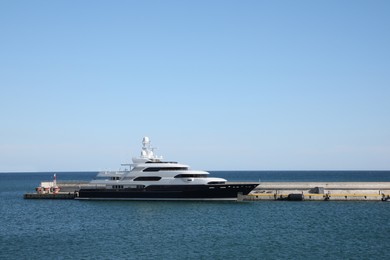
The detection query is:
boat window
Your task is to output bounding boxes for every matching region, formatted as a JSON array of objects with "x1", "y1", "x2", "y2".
[
  {"x1": 146, "y1": 161, "x2": 178, "y2": 164},
  {"x1": 174, "y1": 174, "x2": 208, "y2": 178},
  {"x1": 143, "y1": 167, "x2": 188, "y2": 172},
  {"x1": 112, "y1": 185, "x2": 124, "y2": 189},
  {"x1": 134, "y1": 176, "x2": 162, "y2": 181},
  {"x1": 207, "y1": 181, "x2": 225, "y2": 184},
  {"x1": 142, "y1": 167, "x2": 159, "y2": 172},
  {"x1": 127, "y1": 185, "x2": 145, "y2": 189}
]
